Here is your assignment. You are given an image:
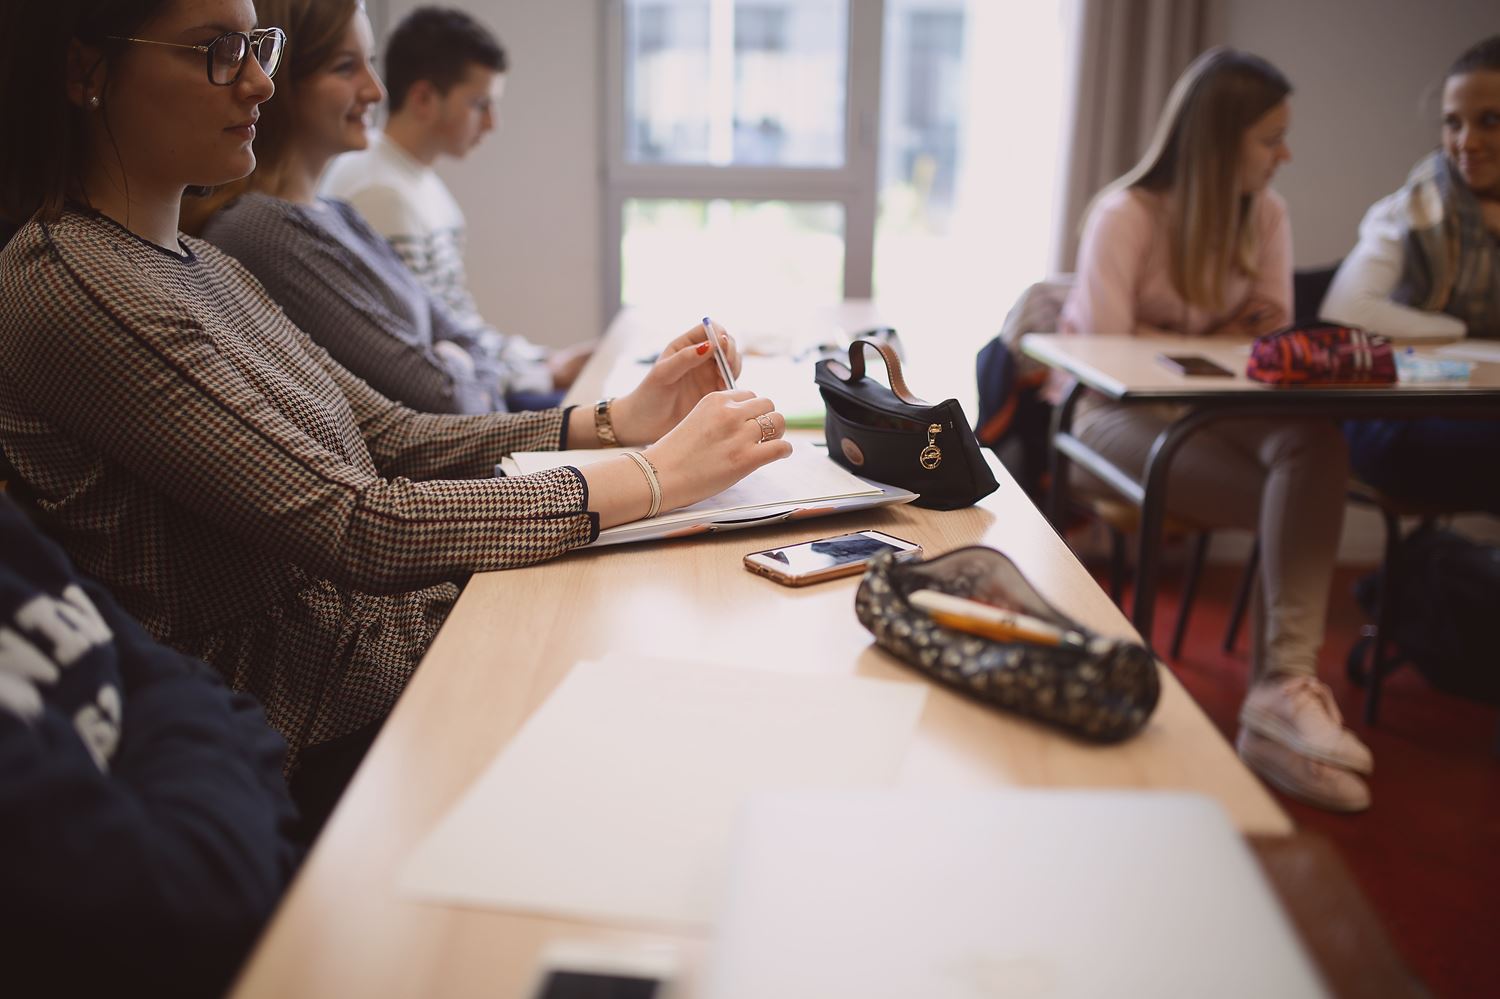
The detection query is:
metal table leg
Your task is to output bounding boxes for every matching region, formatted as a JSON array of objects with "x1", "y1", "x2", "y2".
[
  {"x1": 1133, "y1": 408, "x2": 1237, "y2": 642},
  {"x1": 1047, "y1": 378, "x2": 1086, "y2": 528}
]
